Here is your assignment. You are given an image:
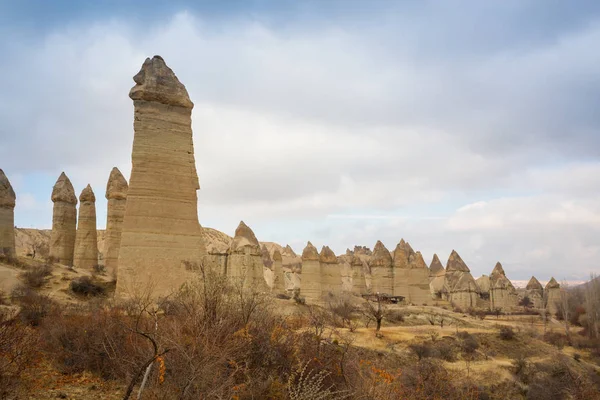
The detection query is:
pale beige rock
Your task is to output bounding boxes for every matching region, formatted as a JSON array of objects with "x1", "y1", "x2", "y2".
[
  {"x1": 407, "y1": 251, "x2": 431, "y2": 305},
  {"x1": 545, "y1": 277, "x2": 561, "y2": 315},
  {"x1": 50, "y1": 173, "x2": 78, "y2": 266},
  {"x1": 350, "y1": 255, "x2": 367, "y2": 295},
  {"x1": 476, "y1": 275, "x2": 491, "y2": 294},
  {"x1": 281, "y1": 244, "x2": 301, "y2": 295},
  {"x1": 0, "y1": 170, "x2": 16, "y2": 256},
  {"x1": 429, "y1": 253, "x2": 447, "y2": 299},
  {"x1": 104, "y1": 167, "x2": 128, "y2": 278},
  {"x1": 489, "y1": 262, "x2": 518, "y2": 310},
  {"x1": 116, "y1": 56, "x2": 206, "y2": 298},
  {"x1": 392, "y1": 240, "x2": 409, "y2": 297},
  {"x1": 73, "y1": 185, "x2": 99, "y2": 270},
  {"x1": 443, "y1": 250, "x2": 480, "y2": 309},
  {"x1": 272, "y1": 250, "x2": 285, "y2": 294},
  {"x1": 226, "y1": 222, "x2": 266, "y2": 290},
  {"x1": 525, "y1": 276, "x2": 544, "y2": 309},
  {"x1": 369, "y1": 241, "x2": 393, "y2": 295},
  {"x1": 301, "y1": 241, "x2": 321, "y2": 304},
  {"x1": 320, "y1": 246, "x2": 340, "y2": 299}
]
